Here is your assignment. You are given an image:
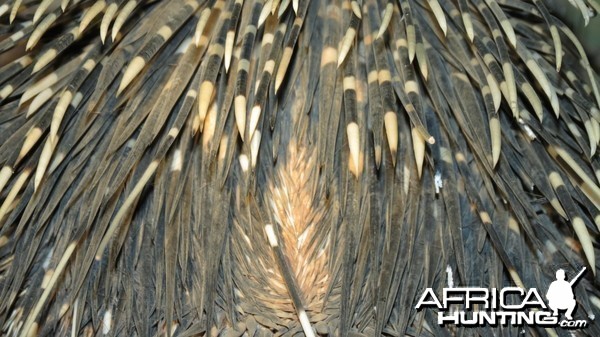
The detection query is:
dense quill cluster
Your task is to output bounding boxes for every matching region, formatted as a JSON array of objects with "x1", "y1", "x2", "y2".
[{"x1": 0, "y1": 0, "x2": 599, "y2": 336}]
